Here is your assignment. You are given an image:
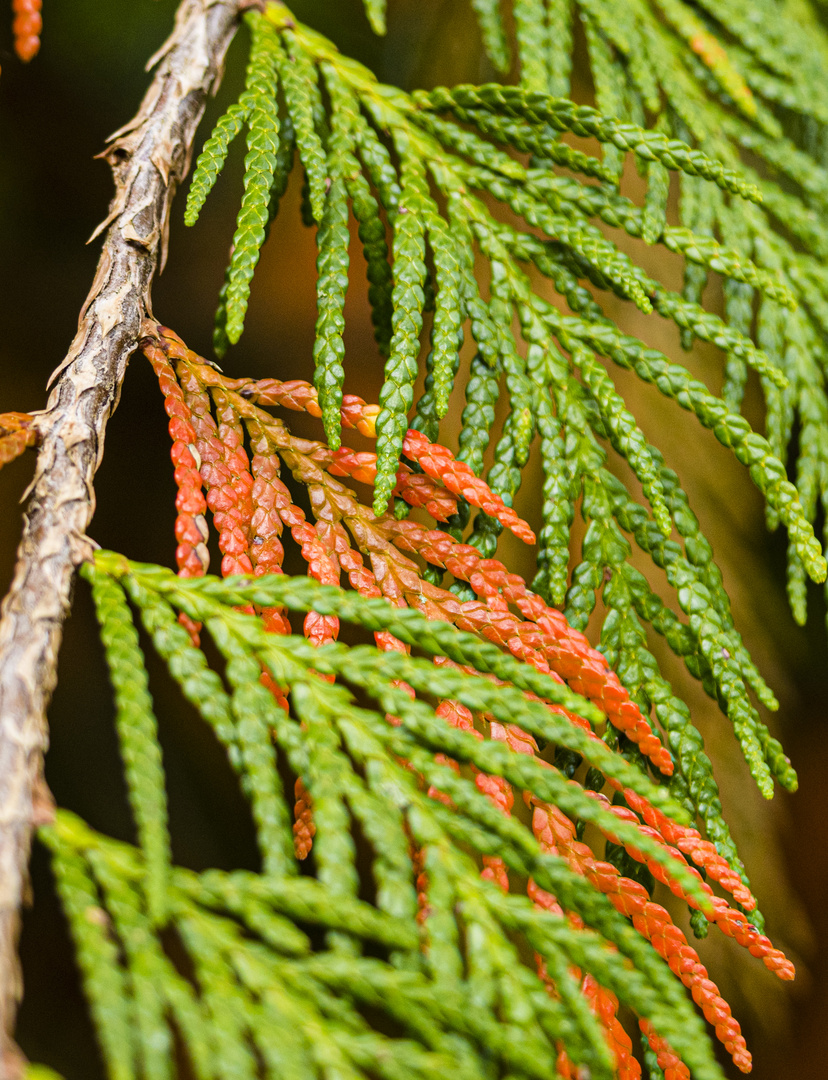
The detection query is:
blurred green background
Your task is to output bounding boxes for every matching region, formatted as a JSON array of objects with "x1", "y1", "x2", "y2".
[{"x1": 1, "y1": 1, "x2": 827, "y2": 1077}]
